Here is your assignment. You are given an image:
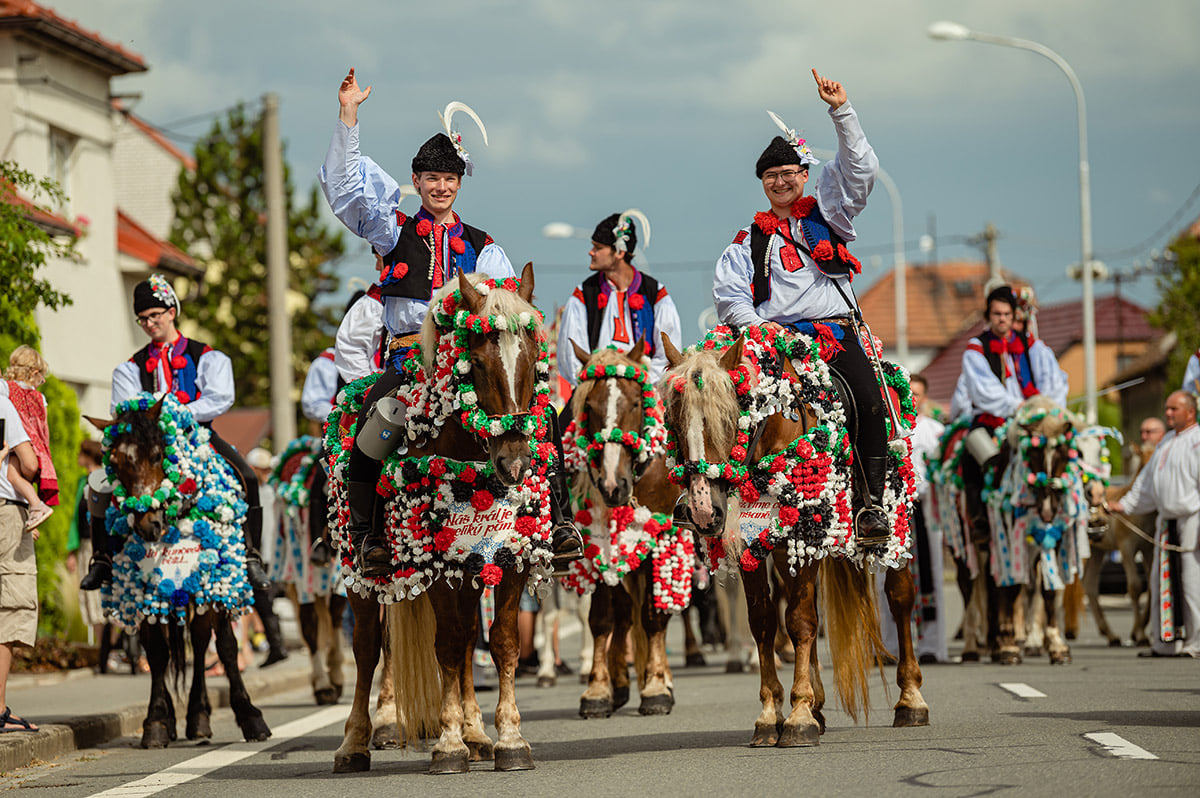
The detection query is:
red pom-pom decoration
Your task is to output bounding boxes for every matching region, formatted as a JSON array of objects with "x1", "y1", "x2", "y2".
[
  {"x1": 174, "y1": 390, "x2": 191, "y2": 404},
  {"x1": 179, "y1": 478, "x2": 197, "y2": 494},
  {"x1": 428, "y1": 460, "x2": 446, "y2": 477},
  {"x1": 434, "y1": 528, "x2": 456, "y2": 552},
  {"x1": 416, "y1": 218, "x2": 433, "y2": 237},
  {"x1": 597, "y1": 293, "x2": 609, "y2": 309},
  {"x1": 779, "y1": 506, "x2": 800, "y2": 526},
  {"x1": 390, "y1": 262, "x2": 408, "y2": 281},
  {"x1": 480, "y1": 563, "x2": 504, "y2": 585},
  {"x1": 812, "y1": 240, "x2": 835, "y2": 261},
  {"x1": 791, "y1": 196, "x2": 817, "y2": 217},
  {"x1": 145, "y1": 358, "x2": 158, "y2": 373},
  {"x1": 171, "y1": 356, "x2": 187, "y2": 369},
  {"x1": 459, "y1": 467, "x2": 477, "y2": 484},
  {"x1": 628, "y1": 293, "x2": 645, "y2": 310},
  {"x1": 449, "y1": 236, "x2": 465, "y2": 254},
  {"x1": 739, "y1": 549, "x2": 760, "y2": 571},
  {"x1": 470, "y1": 490, "x2": 494, "y2": 511}
]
